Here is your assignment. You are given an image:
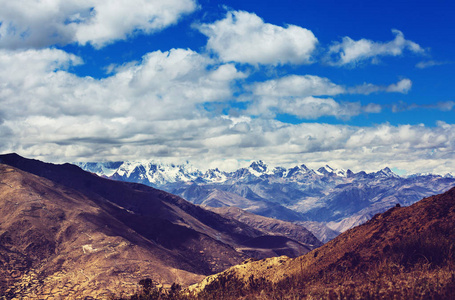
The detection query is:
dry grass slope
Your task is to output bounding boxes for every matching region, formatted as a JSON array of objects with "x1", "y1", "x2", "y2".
[{"x1": 115, "y1": 186, "x2": 455, "y2": 299}]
